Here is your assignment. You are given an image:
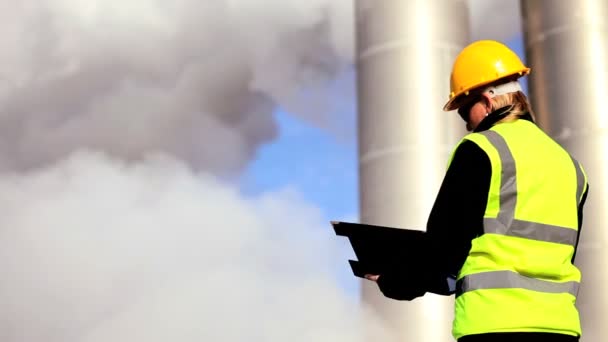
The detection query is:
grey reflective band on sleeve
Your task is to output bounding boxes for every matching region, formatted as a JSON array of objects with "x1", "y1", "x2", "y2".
[
  {"x1": 456, "y1": 270, "x2": 580, "y2": 298},
  {"x1": 571, "y1": 156, "x2": 585, "y2": 204},
  {"x1": 480, "y1": 131, "x2": 580, "y2": 246}
]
